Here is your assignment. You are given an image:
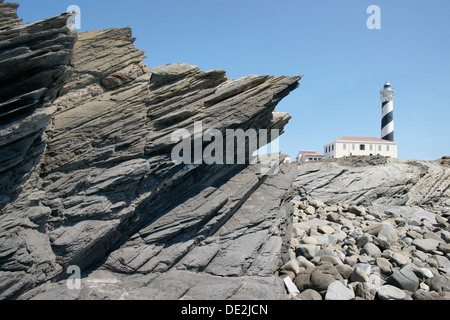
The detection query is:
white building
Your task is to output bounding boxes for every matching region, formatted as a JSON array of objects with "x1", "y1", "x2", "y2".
[
  {"x1": 297, "y1": 150, "x2": 326, "y2": 163},
  {"x1": 324, "y1": 136, "x2": 397, "y2": 159}
]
